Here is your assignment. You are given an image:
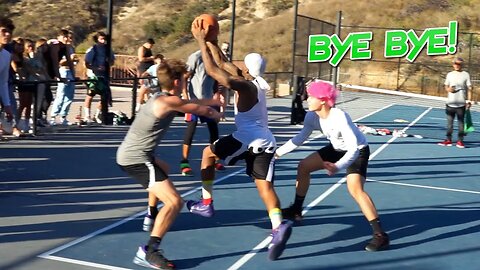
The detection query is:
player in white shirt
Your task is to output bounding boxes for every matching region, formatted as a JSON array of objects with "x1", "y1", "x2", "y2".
[
  {"x1": 275, "y1": 81, "x2": 389, "y2": 252},
  {"x1": 186, "y1": 20, "x2": 292, "y2": 261}
]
